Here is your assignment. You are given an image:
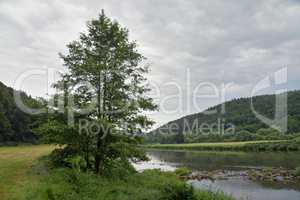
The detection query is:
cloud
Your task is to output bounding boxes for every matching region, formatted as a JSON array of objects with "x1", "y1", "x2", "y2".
[{"x1": 0, "y1": 0, "x2": 300, "y2": 127}]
